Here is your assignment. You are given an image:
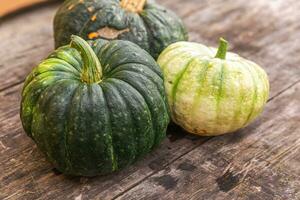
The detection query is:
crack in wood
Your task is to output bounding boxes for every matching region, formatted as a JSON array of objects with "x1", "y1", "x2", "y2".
[
  {"x1": 111, "y1": 138, "x2": 212, "y2": 200},
  {"x1": 112, "y1": 81, "x2": 300, "y2": 198},
  {"x1": 1, "y1": 0, "x2": 300, "y2": 199}
]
